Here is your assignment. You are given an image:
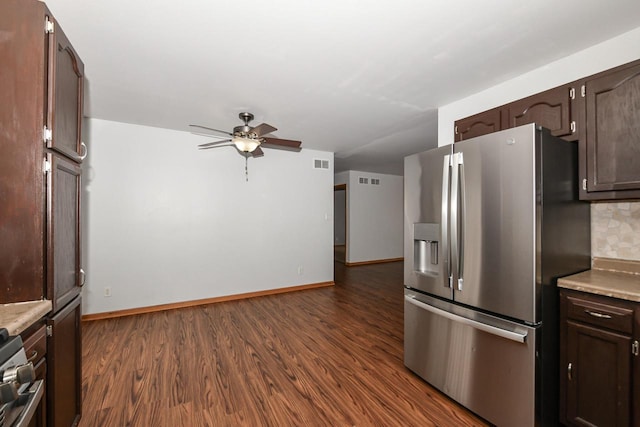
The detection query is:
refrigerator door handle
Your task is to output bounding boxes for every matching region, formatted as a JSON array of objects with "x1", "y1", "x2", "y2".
[
  {"x1": 441, "y1": 154, "x2": 452, "y2": 288},
  {"x1": 457, "y1": 155, "x2": 465, "y2": 291},
  {"x1": 404, "y1": 295, "x2": 528, "y2": 343},
  {"x1": 450, "y1": 152, "x2": 460, "y2": 289}
]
